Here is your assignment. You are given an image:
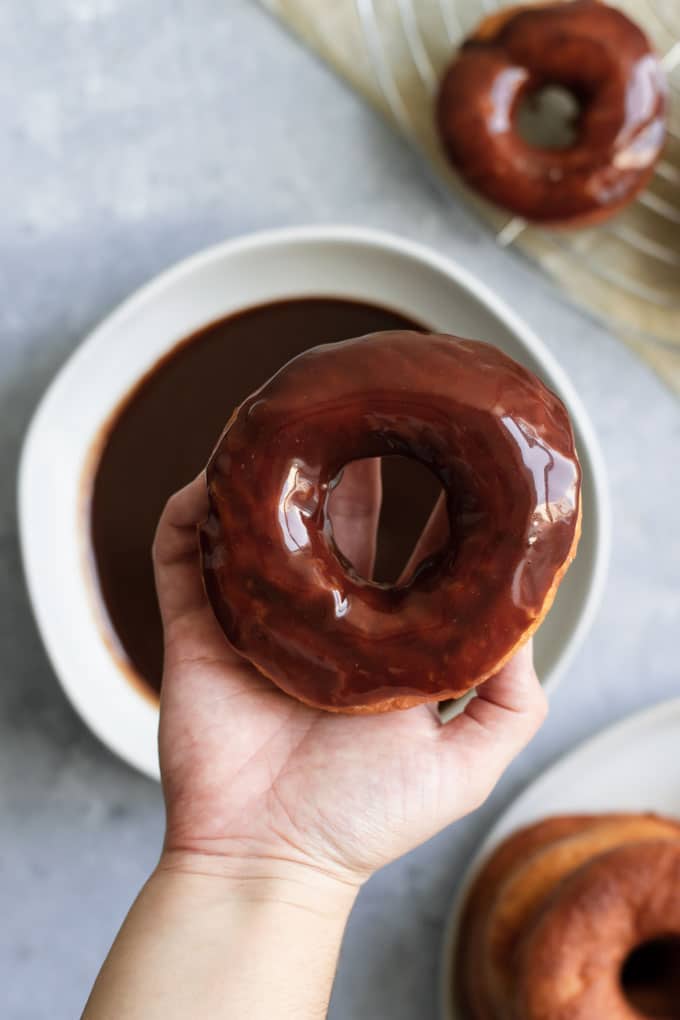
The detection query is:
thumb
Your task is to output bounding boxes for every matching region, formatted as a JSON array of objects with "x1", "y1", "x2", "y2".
[{"x1": 437, "y1": 641, "x2": 548, "y2": 811}]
